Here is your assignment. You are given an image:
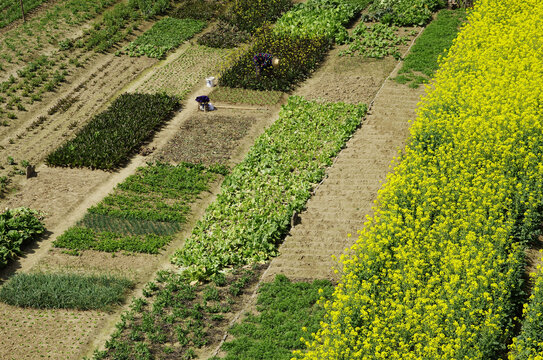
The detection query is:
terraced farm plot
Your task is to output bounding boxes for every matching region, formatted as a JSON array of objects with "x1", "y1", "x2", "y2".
[
  {"x1": 53, "y1": 162, "x2": 222, "y2": 254},
  {"x1": 124, "y1": 17, "x2": 206, "y2": 59},
  {"x1": 136, "y1": 45, "x2": 232, "y2": 98},
  {"x1": 153, "y1": 112, "x2": 259, "y2": 166}
]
